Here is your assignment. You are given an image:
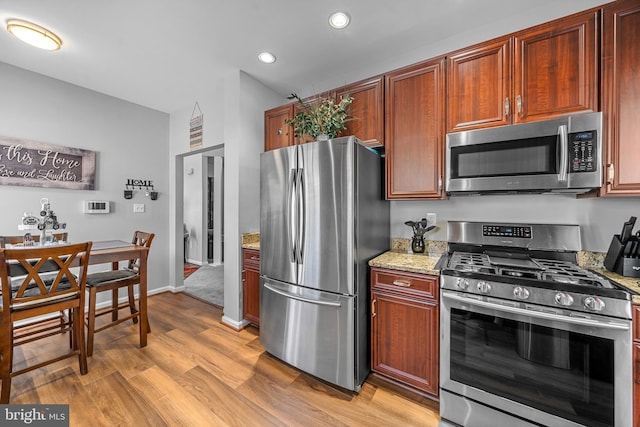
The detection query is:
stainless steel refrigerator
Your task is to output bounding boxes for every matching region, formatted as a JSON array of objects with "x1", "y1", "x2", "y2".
[{"x1": 259, "y1": 136, "x2": 389, "y2": 391}]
